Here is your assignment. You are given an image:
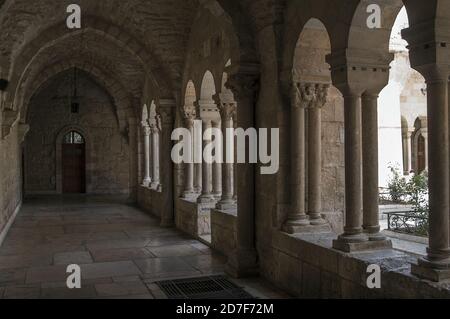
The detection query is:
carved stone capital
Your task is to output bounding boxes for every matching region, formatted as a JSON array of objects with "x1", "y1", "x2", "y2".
[
  {"x1": 292, "y1": 82, "x2": 329, "y2": 109},
  {"x1": 142, "y1": 125, "x2": 151, "y2": 137},
  {"x1": 225, "y1": 73, "x2": 259, "y2": 102},
  {"x1": 217, "y1": 102, "x2": 237, "y2": 121}
]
